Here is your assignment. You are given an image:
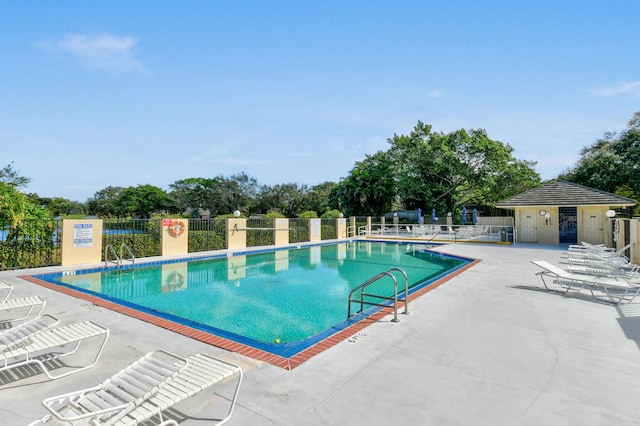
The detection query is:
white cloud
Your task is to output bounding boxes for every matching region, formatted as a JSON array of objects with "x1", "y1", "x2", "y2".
[
  {"x1": 37, "y1": 33, "x2": 145, "y2": 73},
  {"x1": 590, "y1": 81, "x2": 640, "y2": 97},
  {"x1": 426, "y1": 89, "x2": 445, "y2": 98}
]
